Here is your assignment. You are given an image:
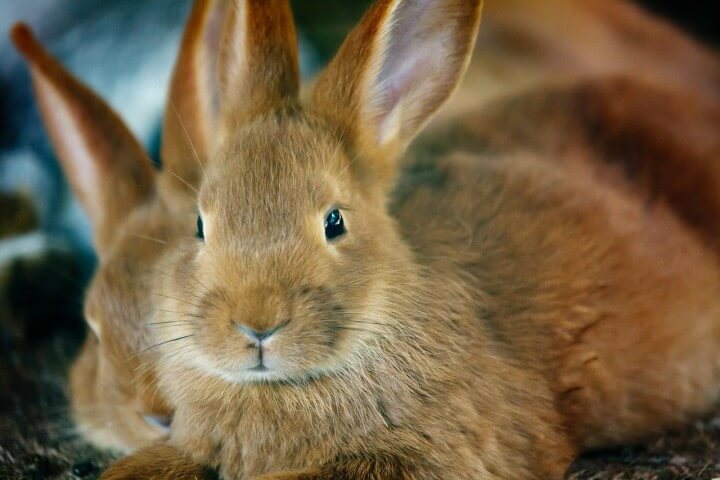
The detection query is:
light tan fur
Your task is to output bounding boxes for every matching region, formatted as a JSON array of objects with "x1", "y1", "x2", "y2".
[{"x1": 11, "y1": 0, "x2": 720, "y2": 479}]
